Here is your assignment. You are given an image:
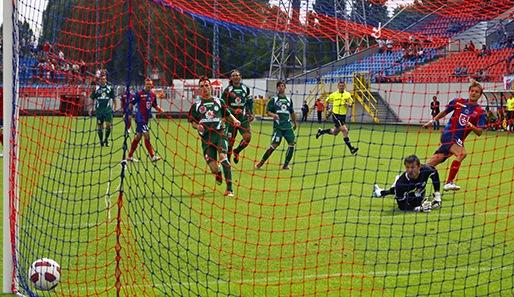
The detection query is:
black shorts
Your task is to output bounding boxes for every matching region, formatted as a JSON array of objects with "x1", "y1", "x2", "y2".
[{"x1": 332, "y1": 114, "x2": 346, "y2": 128}]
